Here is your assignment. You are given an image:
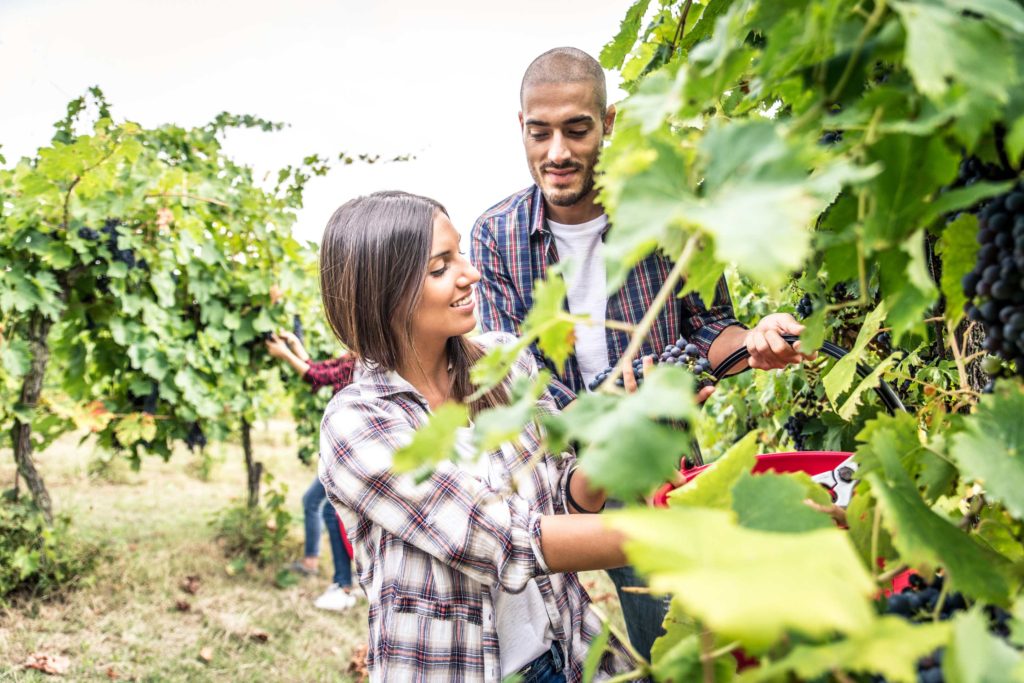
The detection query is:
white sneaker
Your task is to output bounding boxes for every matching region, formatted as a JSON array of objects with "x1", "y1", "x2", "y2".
[{"x1": 314, "y1": 584, "x2": 356, "y2": 612}]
